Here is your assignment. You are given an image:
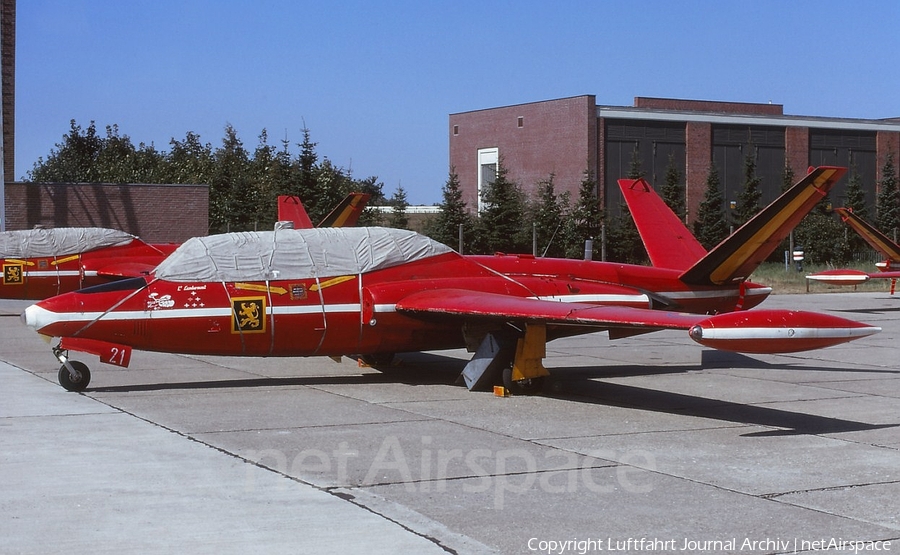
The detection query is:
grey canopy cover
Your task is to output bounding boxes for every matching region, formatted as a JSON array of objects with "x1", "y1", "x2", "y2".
[
  {"x1": 0, "y1": 228, "x2": 135, "y2": 259},
  {"x1": 153, "y1": 227, "x2": 455, "y2": 283}
]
